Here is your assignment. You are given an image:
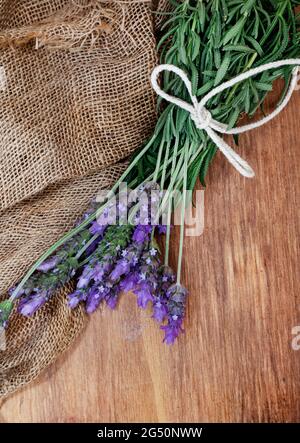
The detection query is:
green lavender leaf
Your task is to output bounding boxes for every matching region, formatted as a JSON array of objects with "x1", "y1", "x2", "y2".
[
  {"x1": 191, "y1": 31, "x2": 201, "y2": 61},
  {"x1": 245, "y1": 35, "x2": 263, "y2": 56},
  {"x1": 241, "y1": 0, "x2": 256, "y2": 15},
  {"x1": 198, "y1": 1, "x2": 206, "y2": 31},
  {"x1": 254, "y1": 81, "x2": 273, "y2": 92},
  {"x1": 223, "y1": 44, "x2": 255, "y2": 53},
  {"x1": 222, "y1": 16, "x2": 246, "y2": 45},
  {"x1": 199, "y1": 145, "x2": 218, "y2": 186},
  {"x1": 214, "y1": 52, "x2": 231, "y2": 86},
  {"x1": 227, "y1": 107, "x2": 240, "y2": 130}
]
